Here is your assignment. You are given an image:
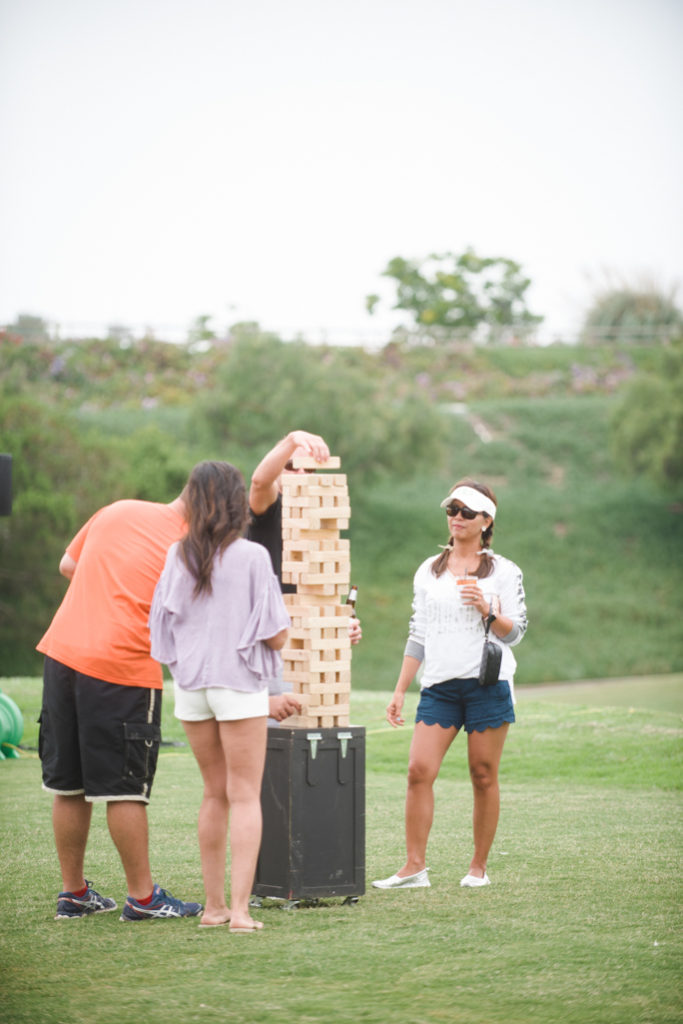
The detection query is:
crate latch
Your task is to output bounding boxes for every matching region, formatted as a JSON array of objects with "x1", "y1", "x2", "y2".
[
  {"x1": 306, "y1": 732, "x2": 323, "y2": 787},
  {"x1": 337, "y1": 731, "x2": 354, "y2": 785},
  {"x1": 338, "y1": 732, "x2": 353, "y2": 759},
  {"x1": 306, "y1": 732, "x2": 323, "y2": 759}
]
